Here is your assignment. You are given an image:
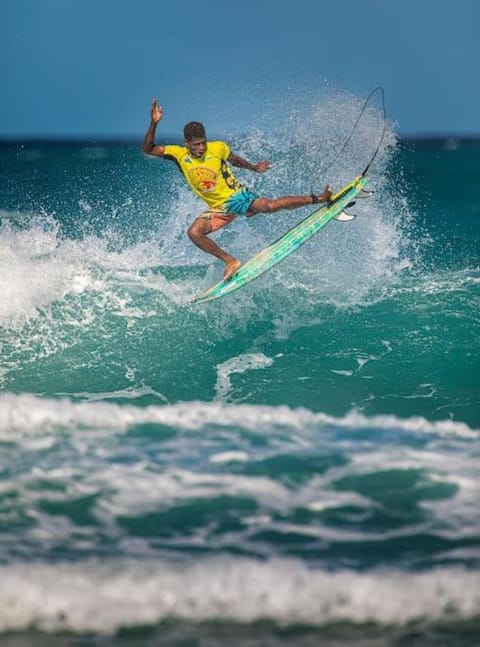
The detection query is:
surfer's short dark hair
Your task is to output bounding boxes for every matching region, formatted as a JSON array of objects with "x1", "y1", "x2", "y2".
[{"x1": 183, "y1": 121, "x2": 206, "y2": 141}]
